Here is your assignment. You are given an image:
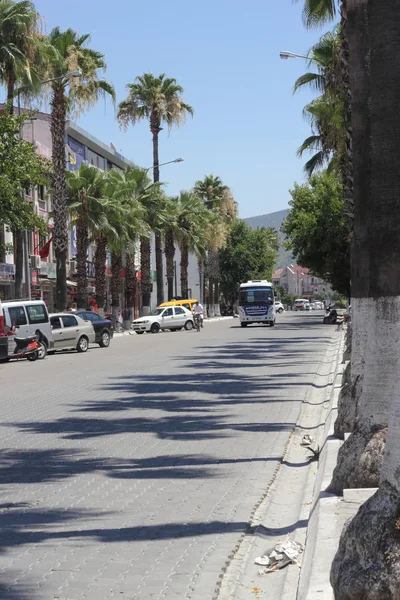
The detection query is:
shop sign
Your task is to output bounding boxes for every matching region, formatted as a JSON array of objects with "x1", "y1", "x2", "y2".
[
  {"x1": 150, "y1": 270, "x2": 157, "y2": 282},
  {"x1": 87, "y1": 261, "x2": 96, "y2": 278},
  {"x1": 0, "y1": 263, "x2": 15, "y2": 282},
  {"x1": 66, "y1": 136, "x2": 85, "y2": 171},
  {"x1": 32, "y1": 271, "x2": 38, "y2": 285},
  {"x1": 40, "y1": 261, "x2": 56, "y2": 279}
]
